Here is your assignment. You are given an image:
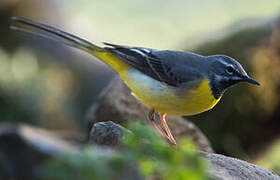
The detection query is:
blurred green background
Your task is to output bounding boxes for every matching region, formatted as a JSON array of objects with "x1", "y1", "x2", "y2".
[{"x1": 1, "y1": 0, "x2": 280, "y2": 174}]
